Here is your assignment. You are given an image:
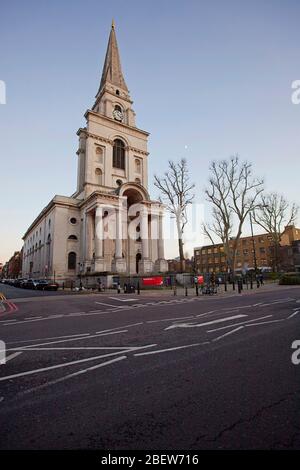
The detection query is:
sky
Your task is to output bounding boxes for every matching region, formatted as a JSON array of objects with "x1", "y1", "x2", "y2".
[{"x1": 0, "y1": 0, "x2": 300, "y2": 263}]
